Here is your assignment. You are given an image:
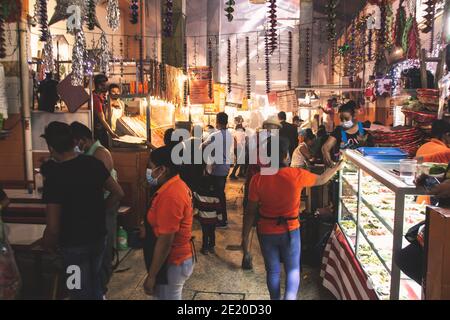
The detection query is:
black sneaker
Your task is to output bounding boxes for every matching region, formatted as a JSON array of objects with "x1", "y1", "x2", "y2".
[
  {"x1": 209, "y1": 247, "x2": 216, "y2": 254},
  {"x1": 200, "y1": 248, "x2": 209, "y2": 255}
]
